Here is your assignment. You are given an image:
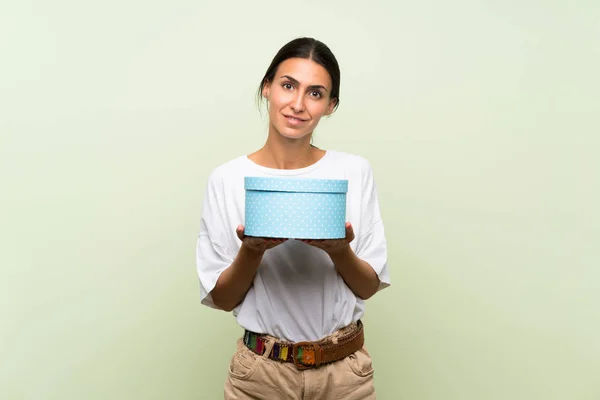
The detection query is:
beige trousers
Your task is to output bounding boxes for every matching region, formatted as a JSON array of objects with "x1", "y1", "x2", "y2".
[{"x1": 224, "y1": 338, "x2": 376, "y2": 399}]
